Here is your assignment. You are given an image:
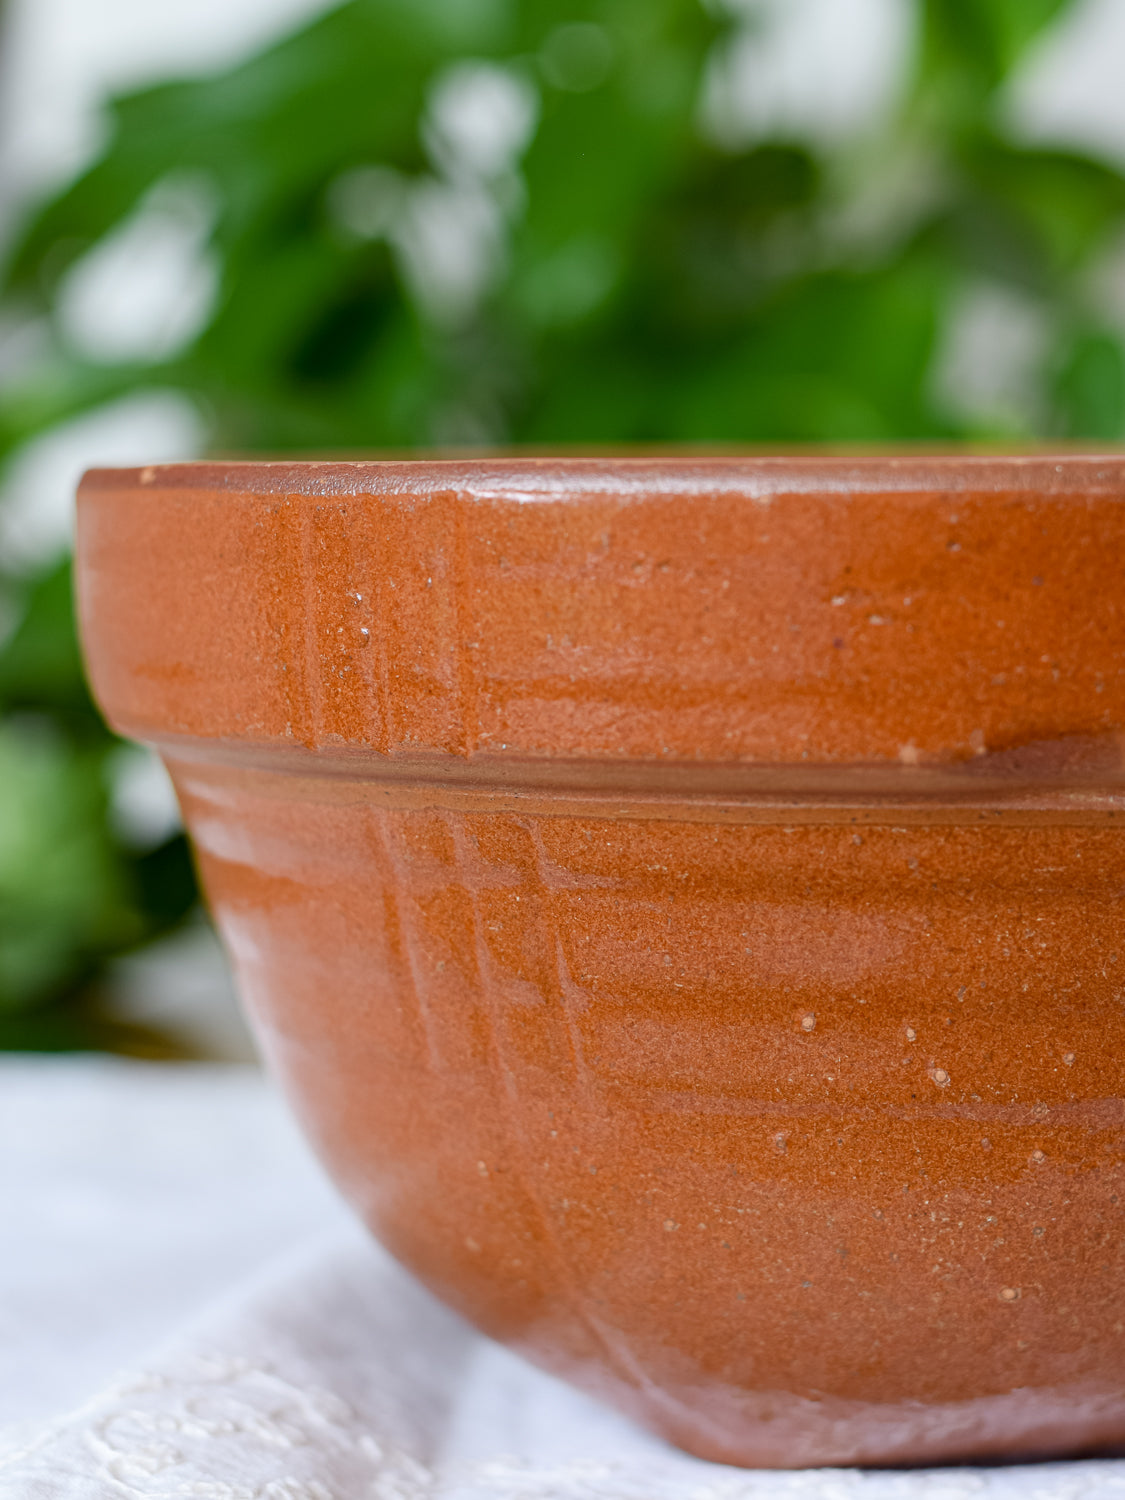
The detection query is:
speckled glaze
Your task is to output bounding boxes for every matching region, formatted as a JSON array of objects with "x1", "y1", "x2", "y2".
[{"x1": 78, "y1": 456, "x2": 1125, "y2": 1468}]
